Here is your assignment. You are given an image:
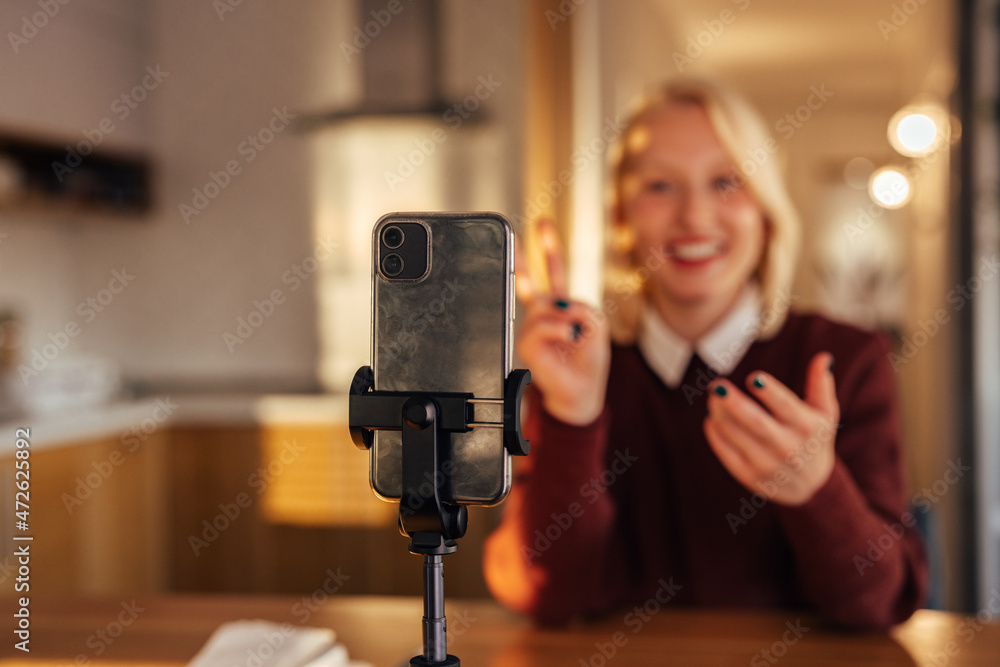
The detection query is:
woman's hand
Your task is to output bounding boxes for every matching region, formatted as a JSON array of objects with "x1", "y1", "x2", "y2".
[
  {"x1": 703, "y1": 352, "x2": 839, "y2": 506},
  {"x1": 515, "y1": 221, "x2": 611, "y2": 426}
]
